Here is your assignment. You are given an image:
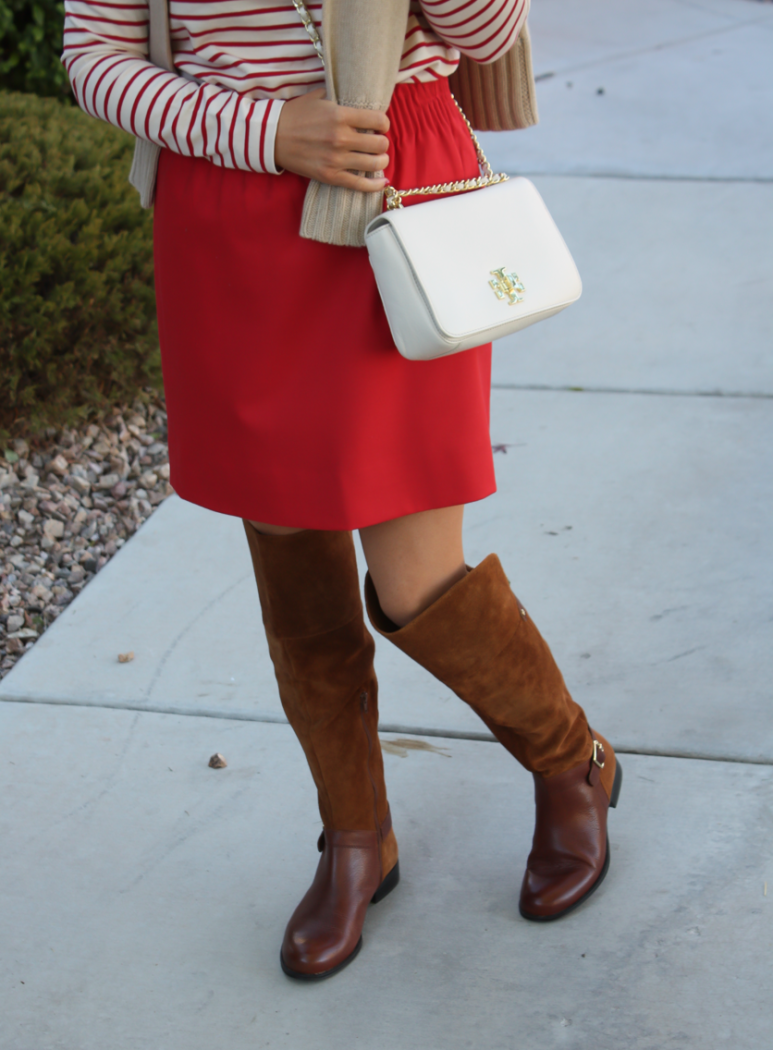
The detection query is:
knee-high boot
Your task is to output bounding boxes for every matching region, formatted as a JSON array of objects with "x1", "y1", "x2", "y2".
[
  {"x1": 243, "y1": 523, "x2": 399, "y2": 978},
  {"x1": 365, "y1": 554, "x2": 622, "y2": 921}
]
